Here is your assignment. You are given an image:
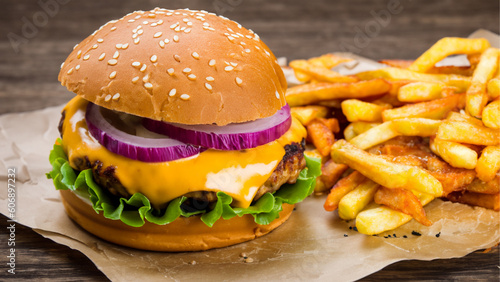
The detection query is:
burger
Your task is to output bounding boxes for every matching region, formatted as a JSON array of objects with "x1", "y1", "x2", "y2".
[{"x1": 47, "y1": 8, "x2": 320, "y2": 251}]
